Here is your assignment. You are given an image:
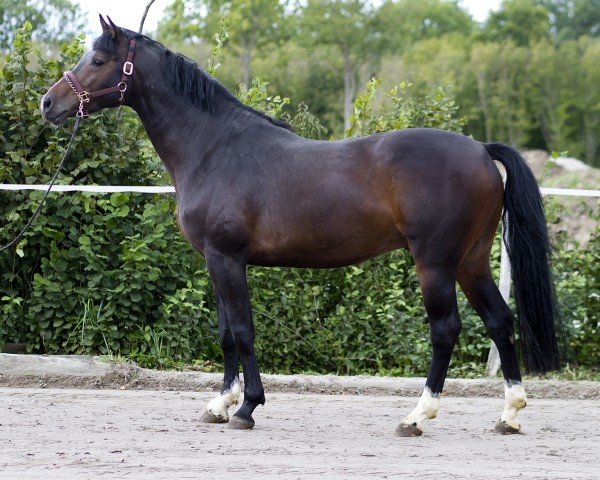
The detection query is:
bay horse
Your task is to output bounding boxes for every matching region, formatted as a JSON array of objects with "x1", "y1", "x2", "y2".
[{"x1": 41, "y1": 17, "x2": 560, "y2": 436}]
